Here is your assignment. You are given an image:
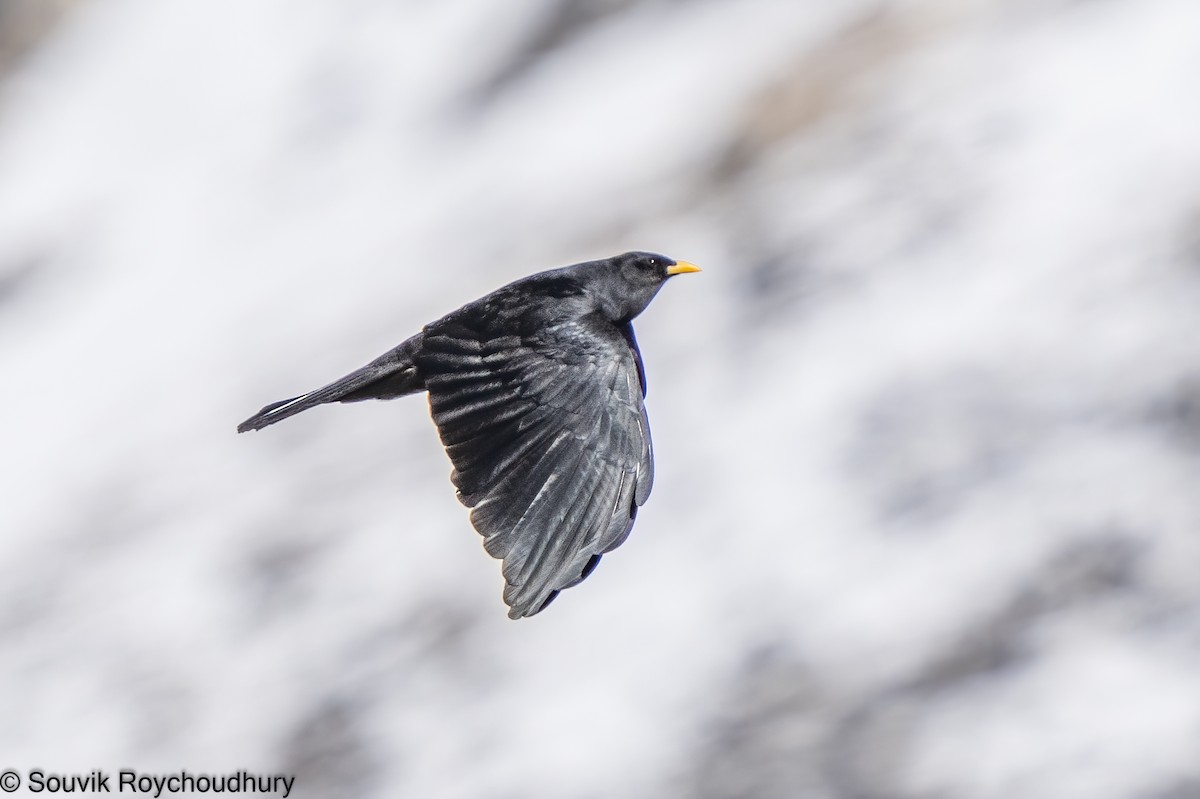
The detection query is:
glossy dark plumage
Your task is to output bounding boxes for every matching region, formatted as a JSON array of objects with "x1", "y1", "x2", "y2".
[{"x1": 238, "y1": 251, "x2": 699, "y2": 618}]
